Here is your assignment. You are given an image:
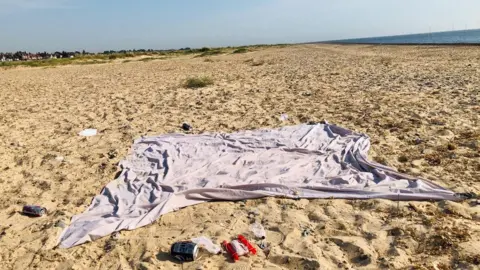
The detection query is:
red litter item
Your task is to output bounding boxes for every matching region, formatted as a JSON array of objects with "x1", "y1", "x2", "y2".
[
  {"x1": 238, "y1": 235, "x2": 257, "y2": 255},
  {"x1": 222, "y1": 240, "x2": 239, "y2": 261}
]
